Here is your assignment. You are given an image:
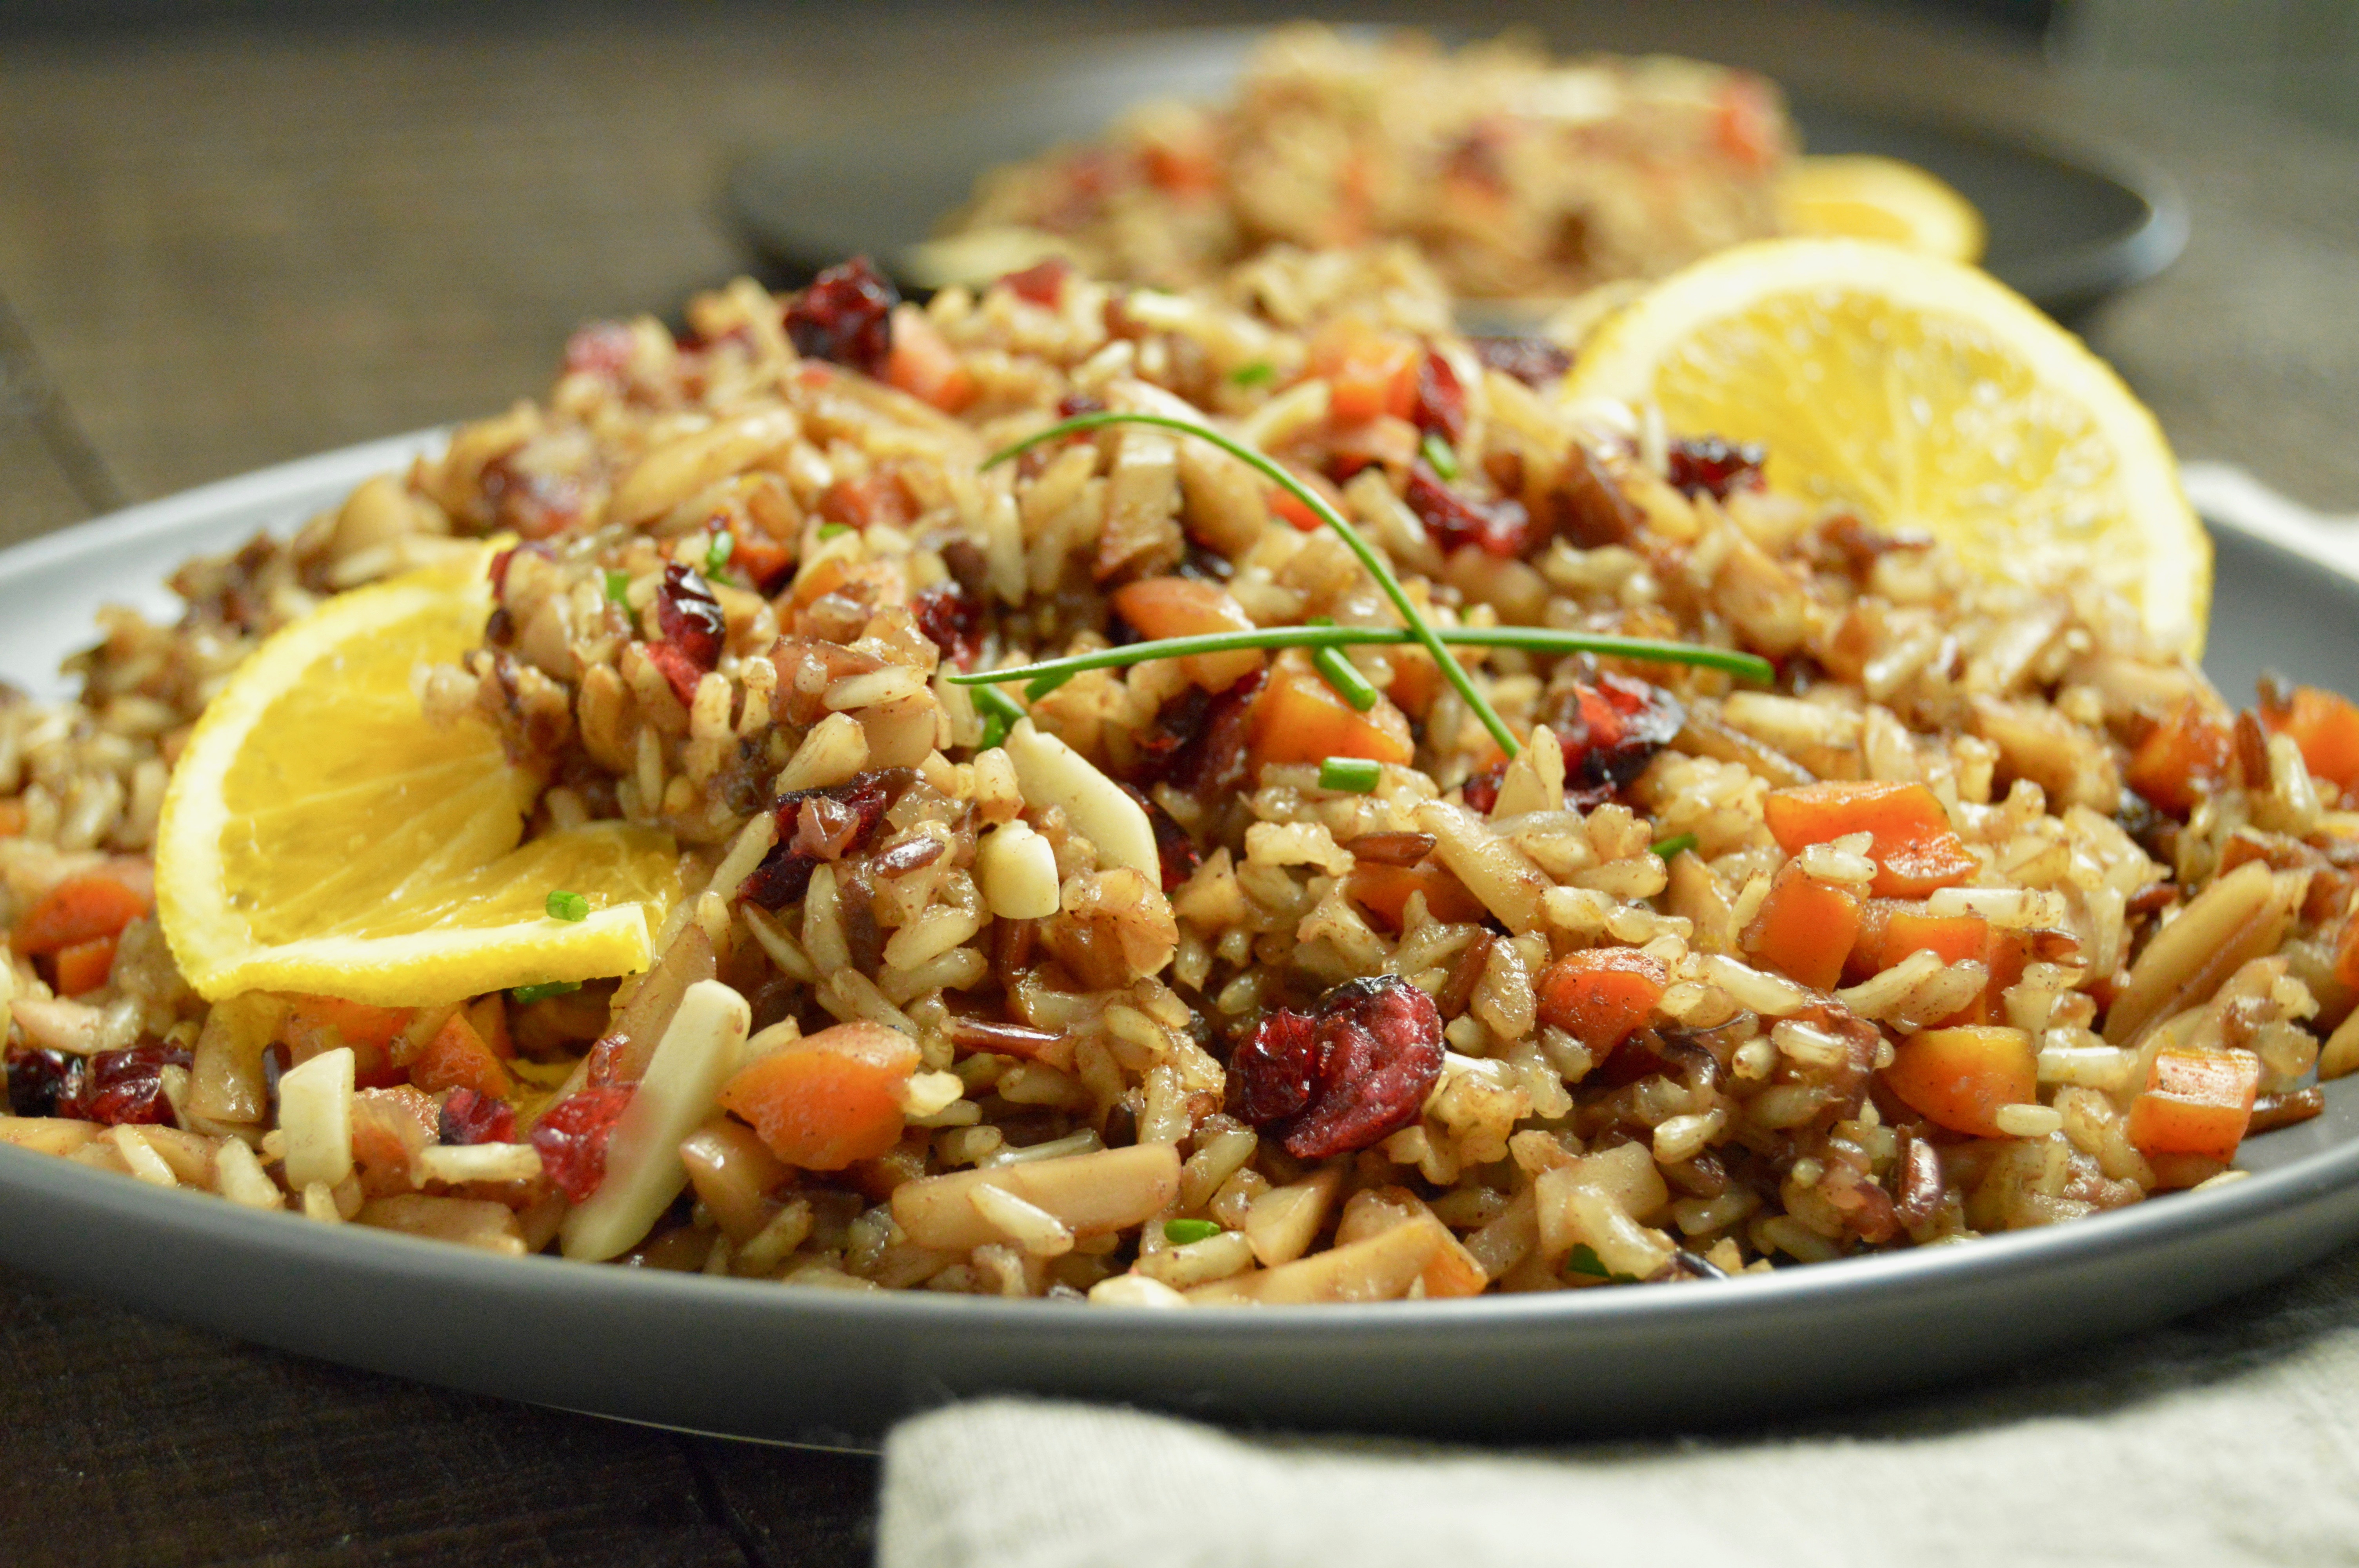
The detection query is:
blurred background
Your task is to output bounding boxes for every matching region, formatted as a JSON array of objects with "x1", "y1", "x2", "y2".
[{"x1": 1, "y1": 0, "x2": 2354, "y2": 551}]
